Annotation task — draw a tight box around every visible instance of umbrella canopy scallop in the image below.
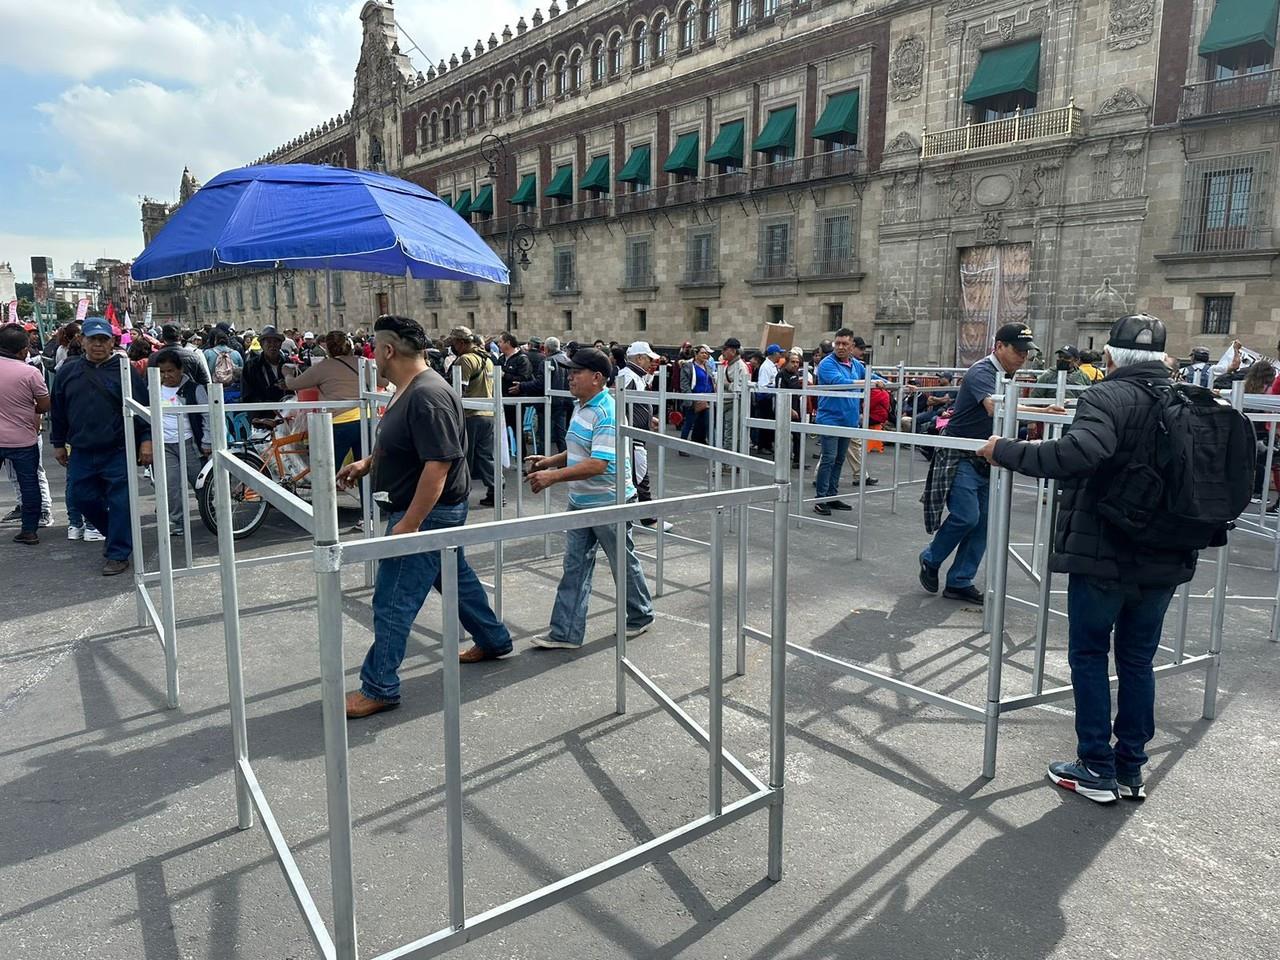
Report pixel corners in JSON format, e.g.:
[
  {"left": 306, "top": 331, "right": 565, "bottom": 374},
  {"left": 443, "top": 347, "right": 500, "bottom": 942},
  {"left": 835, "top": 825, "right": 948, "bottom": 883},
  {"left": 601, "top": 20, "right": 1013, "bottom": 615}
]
[{"left": 131, "top": 164, "right": 509, "bottom": 285}]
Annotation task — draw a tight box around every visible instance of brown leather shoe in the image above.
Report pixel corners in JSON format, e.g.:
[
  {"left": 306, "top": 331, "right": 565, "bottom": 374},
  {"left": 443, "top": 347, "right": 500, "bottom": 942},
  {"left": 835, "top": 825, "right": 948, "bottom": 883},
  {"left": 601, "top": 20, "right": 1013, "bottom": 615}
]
[
  {"left": 345, "top": 690, "right": 398, "bottom": 719},
  {"left": 459, "top": 644, "right": 513, "bottom": 663}
]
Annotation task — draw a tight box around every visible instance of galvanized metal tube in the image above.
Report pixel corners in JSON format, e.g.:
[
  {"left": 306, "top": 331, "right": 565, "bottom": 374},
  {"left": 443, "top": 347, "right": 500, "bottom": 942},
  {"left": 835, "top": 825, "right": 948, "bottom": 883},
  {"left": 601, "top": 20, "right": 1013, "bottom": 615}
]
[
  {"left": 308, "top": 412, "right": 358, "bottom": 960},
  {"left": 1174, "top": 580, "right": 1191, "bottom": 662},
  {"left": 795, "top": 363, "right": 809, "bottom": 529},
  {"left": 855, "top": 367, "right": 871, "bottom": 561},
  {"left": 513, "top": 399, "right": 525, "bottom": 518},
  {"left": 615, "top": 382, "right": 628, "bottom": 716},
  {"left": 709, "top": 506, "right": 725, "bottom": 816},
  {"left": 891, "top": 361, "right": 905, "bottom": 514},
  {"left": 767, "top": 397, "right": 789, "bottom": 882},
  {"left": 735, "top": 377, "right": 748, "bottom": 676},
  {"left": 360, "top": 358, "right": 378, "bottom": 588},
  {"left": 440, "top": 547, "right": 467, "bottom": 931},
  {"left": 711, "top": 364, "right": 725, "bottom": 491},
  {"left": 1030, "top": 490, "right": 1055, "bottom": 697},
  {"left": 177, "top": 424, "right": 193, "bottom": 570},
  {"left": 492, "top": 379, "right": 504, "bottom": 619},
  {"left": 542, "top": 374, "right": 552, "bottom": 558},
  {"left": 982, "top": 376, "right": 1019, "bottom": 779},
  {"left": 119, "top": 360, "right": 149, "bottom": 628},
  {"left": 211, "top": 385, "right": 252, "bottom": 830},
  {"left": 655, "top": 364, "right": 667, "bottom": 596},
  {"left": 148, "top": 366, "right": 180, "bottom": 710}
]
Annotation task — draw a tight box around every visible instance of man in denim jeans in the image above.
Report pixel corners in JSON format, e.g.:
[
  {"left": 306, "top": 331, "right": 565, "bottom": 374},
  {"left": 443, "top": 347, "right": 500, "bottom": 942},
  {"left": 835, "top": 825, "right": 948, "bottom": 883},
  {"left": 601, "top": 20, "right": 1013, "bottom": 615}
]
[
  {"left": 525, "top": 348, "right": 654, "bottom": 649},
  {"left": 980, "top": 314, "right": 1199, "bottom": 804},
  {"left": 338, "top": 316, "right": 511, "bottom": 720}
]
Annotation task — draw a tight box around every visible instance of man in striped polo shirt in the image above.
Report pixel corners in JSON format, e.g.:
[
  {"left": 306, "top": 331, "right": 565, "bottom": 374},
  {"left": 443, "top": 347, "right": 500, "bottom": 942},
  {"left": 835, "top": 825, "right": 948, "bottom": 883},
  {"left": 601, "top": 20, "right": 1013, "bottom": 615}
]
[{"left": 525, "top": 347, "right": 654, "bottom": 649}]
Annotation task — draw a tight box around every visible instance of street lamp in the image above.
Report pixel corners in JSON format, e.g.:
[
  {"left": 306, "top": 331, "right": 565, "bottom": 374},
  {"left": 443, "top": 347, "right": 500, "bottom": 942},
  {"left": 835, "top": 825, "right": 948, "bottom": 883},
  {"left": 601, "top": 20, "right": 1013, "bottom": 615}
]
[
  {"left": 480, "top": 132, "right": 536, "bottom": 331},
  {"left": 272, "top": 261, "right": 295, "bottom": 329}
]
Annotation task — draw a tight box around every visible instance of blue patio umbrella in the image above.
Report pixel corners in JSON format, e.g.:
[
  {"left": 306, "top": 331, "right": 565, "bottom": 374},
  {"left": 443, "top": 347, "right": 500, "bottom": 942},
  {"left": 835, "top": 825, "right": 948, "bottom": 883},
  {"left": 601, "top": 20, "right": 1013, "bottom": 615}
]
[{"left": 130, "top": 164, "right": 508, "bottom": 286}]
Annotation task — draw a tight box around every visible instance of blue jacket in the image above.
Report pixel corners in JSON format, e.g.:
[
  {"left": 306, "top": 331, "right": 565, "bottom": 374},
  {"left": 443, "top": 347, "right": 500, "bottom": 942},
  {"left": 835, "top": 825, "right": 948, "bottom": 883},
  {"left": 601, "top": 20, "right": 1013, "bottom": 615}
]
[
  {"left": 815, "top": 353, "right": 865, "bottom": 427},
  {"left": 51, "top": 355, "right": 151, "bottom": 452}
]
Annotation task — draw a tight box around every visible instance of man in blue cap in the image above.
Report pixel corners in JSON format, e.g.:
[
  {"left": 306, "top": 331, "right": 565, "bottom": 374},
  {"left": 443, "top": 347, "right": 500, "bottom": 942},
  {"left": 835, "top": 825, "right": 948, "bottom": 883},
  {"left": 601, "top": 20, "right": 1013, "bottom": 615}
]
[{"left": 50, "top": 316, "right": 152, "bottom": 576}]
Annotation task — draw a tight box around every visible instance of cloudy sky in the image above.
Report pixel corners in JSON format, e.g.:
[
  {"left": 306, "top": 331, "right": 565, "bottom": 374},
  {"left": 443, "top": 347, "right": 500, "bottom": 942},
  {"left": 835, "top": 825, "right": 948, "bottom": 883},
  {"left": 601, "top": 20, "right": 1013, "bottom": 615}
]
[{"left": 0, "top": 0, "right": 523, "bottom": 281}]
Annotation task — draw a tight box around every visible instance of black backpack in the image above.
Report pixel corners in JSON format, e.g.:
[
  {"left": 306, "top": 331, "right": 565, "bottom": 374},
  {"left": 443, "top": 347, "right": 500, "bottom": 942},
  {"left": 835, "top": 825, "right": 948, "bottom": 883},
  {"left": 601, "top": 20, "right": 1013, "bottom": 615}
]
[{"left": 1098, "top": 382, "right": 1256, "bottom": 551}]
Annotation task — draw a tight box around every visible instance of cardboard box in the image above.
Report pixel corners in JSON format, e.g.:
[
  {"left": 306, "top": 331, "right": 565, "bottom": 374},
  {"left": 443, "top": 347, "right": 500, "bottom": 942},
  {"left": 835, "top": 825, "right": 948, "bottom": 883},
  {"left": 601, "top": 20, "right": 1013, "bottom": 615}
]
[{"left": 760, "top": 322, "right": 795, "bottom": 353}]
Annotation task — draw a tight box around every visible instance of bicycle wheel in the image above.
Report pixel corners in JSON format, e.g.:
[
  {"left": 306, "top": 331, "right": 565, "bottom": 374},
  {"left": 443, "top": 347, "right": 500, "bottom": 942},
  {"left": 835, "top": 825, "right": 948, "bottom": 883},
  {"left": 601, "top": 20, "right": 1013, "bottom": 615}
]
[{"left": 198, "top": 450, "right": 271, "bottom": 539}]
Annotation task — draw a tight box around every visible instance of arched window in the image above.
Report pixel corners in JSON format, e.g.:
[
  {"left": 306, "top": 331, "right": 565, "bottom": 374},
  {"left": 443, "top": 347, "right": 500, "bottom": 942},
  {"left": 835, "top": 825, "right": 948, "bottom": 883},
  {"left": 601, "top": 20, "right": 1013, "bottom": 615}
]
[
  {"left": 591, "top": 41, "right": 604, "bottom": 82},
  {"left": 418, "top": 115, "right": 430, "bottom": 149},
  {"left": 570, "top": 50, "right": 583, "bottom": 91},
  {"left": 632, "top": 22, "right": 648, "bottom": 68},
  {"left": 506, "top": 80, "right": 516, "bottom": 115},
  {"left": 652, "top": 14, "right": 668, "bottom": 60},
  {"left": 478, "top": 90, "right": 487, "bottom": 125},
  {"left": 466, "top": 96, "right": 476, "bottom": 131},
  {"left": 554, "top": 56, "right": 567, "bottom": 96},
  {"left": 430, "top": 111, "right": 439, "bottom": 144},
  {"left": 522, "top": 71, "right": 533, "bottom": 109},
  {"left": 679, "top": 3, "right": 695, "bottom": 50},
  {"left": 535, "top": 65, "right": 547, "bottom": 104},
  {"left": 442, "top": 106, "right": 452, "bottom": 139},
  {"left": 608, "top": 32, "right": 622, "bottom": 76},
  {"left": 733, "top": 0, "right": 748, "bottom": 29},
  {"left": 702, "top": 0, "right": 719, "bottom": 40},
  {"left": 762, "top": 0, "right": 778, "bottom": 15},
  {"left": 492, "top": 84, "right": 503, "bottom": 120}
]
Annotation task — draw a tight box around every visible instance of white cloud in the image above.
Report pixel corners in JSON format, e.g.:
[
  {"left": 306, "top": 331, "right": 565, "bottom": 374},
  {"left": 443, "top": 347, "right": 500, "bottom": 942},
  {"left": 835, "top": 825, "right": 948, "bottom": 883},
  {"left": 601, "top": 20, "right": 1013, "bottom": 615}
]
[{"left": 28, "top": 164, "right": 81, "bottom": 188}]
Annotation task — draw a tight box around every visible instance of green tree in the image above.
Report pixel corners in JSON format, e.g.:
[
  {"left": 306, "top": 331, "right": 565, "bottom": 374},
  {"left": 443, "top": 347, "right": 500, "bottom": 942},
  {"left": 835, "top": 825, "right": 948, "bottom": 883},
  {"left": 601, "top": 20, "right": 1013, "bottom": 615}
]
[
  {"left": 14, "top": 282, "right": 33, "bottom": 300},
  {"left": 17, "top": 298, "right": 33, "bottom": 320},
  {"left": 56, "top": 301, "right": 75, "bottom": 322}
]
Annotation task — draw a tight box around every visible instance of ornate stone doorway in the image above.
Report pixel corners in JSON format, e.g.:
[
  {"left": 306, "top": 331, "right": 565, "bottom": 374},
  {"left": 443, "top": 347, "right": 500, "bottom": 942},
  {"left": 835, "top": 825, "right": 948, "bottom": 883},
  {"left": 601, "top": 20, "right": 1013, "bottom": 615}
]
[{"left": 957, "top": 243, "right": 1031, "bottom": 366}]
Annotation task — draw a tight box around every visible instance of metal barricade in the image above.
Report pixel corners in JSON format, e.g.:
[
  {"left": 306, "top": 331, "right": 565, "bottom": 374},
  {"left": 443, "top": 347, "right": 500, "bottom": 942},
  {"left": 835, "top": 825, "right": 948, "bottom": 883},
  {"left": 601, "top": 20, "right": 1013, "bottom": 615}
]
[{"left": 207, "top": 382, "right": 793, "bottom": 960}]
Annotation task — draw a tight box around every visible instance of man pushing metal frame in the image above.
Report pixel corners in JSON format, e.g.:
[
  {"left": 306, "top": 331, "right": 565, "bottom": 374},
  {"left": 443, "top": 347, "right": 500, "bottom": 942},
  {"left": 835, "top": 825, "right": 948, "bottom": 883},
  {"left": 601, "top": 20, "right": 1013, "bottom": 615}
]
[{"left": 206, "top": 382, "right": 792, "bottom": 960}]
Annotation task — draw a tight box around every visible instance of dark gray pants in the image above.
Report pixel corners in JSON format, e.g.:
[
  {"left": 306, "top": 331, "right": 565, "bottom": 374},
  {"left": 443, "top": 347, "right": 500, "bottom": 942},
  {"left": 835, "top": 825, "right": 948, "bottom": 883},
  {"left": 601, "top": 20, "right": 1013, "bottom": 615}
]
[{"left": 465, "top": 415, "right": 495, "bottom": 493}]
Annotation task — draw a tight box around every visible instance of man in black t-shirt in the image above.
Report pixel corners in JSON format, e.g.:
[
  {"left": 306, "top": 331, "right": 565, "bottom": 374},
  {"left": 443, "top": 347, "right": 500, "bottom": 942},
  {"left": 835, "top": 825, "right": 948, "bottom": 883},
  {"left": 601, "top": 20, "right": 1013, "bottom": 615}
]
[{"left": 337, "top": 315, "right": 512, "bottom": 719}]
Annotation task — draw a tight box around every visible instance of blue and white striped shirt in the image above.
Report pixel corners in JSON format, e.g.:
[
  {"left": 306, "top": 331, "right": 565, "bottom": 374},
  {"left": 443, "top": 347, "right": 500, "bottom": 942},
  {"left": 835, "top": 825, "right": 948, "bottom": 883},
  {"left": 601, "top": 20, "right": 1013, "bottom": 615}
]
[{"left": 566, "top": 389, "right": 635, "bottom": 508}]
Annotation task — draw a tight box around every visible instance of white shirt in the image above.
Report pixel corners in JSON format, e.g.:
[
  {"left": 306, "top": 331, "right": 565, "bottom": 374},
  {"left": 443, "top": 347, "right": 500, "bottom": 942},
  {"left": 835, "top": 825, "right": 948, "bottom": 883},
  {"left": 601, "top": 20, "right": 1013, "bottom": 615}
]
[
  {"left": 160, "top": 383, "right": 192, "bottom": 444},
  {"left": 757, "top": 358, "right": 780, "bottom": 393}
]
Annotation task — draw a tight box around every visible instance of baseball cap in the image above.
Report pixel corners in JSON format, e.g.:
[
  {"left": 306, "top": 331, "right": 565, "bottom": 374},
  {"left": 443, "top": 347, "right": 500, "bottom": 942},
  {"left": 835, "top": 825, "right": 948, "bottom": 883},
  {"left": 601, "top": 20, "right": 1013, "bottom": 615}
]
[
  {"left": 852, "top": 336, "right": 868, "bottom": 349},
  {"left": 765, "top": 343, "right": 784, "bottom": 356},
  {"left": 448, "top": 325, "right": 474, "bottom": 341},
  {"left": 82, "top": 317, "right": 113, "bottom": 339},
  {"left": 258, "top": 325, "right": 284, "bottom": 341},
  {"left": 1191, "top": 347, "right": 1211, "bottom": 362},
  {"left": 722, "top": 337, "right": 741, "bottom": 351},
  {"left": 1055, "top": 344, "right": 1080, "bottom": 359},
  {"left": 528, "top": 336, "right": 543, "bottom": 349},
  {"left": 627, "top": 340, "right": 660, "bottom": 359},
  {"left": 303, "top": 331, "right": 315, "bottom": 340},
  {"left": 566, "top": 347, "right": 612, "bottom": 378},
  {"left": 994, "top": 323, "right": 1038, "bottom": 351},
  {"left": 1108, "top": 314, "right": 1167, "bottom": 352},
  {"left": 160, "top": 323, "right": 181, "bottom": 340}
]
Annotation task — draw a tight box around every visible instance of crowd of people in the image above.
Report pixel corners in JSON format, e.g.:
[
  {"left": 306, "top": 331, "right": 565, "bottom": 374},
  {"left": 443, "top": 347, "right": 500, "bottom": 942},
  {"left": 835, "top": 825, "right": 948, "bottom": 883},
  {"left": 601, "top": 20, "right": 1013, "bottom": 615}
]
[{"left": 0, "top": 308, "right": 1269, "bottom": 804}]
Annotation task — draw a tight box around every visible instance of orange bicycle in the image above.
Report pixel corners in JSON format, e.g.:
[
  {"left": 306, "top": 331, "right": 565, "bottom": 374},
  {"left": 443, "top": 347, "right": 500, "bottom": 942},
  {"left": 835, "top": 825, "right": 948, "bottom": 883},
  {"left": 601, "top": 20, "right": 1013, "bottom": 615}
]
[{"left": 196, "top": 418, "right": 312, "bottom": 538}]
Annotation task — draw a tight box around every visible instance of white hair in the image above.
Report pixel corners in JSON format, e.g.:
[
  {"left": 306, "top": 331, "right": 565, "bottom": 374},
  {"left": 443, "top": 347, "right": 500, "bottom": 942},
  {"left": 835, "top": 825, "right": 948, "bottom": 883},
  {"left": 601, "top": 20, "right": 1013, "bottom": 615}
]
[
  {"left": 1104, "top": 344, "right": 1165, "bottom": 369},
  {"left": 544, "top": 336, "right": 560, "bottom": 352}
]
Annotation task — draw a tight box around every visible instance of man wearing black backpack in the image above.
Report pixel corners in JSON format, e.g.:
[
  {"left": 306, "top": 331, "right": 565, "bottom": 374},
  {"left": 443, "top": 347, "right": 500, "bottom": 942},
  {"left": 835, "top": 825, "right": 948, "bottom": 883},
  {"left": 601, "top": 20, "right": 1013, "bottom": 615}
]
[{"left": 978, "top": 314, "right": 1254, "bottom": 805}]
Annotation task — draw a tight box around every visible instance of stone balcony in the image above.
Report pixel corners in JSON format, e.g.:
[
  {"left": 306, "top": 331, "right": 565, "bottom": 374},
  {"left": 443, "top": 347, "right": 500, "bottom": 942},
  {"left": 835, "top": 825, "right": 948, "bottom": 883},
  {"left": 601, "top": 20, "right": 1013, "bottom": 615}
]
[{"left": 921, "top": 102, "right": 1085, "bottom": 160}]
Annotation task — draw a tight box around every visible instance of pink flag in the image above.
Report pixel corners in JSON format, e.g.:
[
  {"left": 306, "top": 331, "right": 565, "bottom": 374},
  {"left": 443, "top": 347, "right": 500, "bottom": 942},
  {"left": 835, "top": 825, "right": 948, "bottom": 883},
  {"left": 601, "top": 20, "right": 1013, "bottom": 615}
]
[{"left": 75, "top": 298, "right": 89, "bottom": 322}]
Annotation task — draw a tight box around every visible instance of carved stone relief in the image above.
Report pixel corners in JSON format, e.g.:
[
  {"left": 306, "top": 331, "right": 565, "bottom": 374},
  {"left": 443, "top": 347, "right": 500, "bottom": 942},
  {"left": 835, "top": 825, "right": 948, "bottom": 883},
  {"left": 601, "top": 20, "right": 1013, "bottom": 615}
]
[
  {"left": 1083, "top": 277, "right": 1128, "bottom": 325},
  {"left": 883, "top": 171, "right": 921, "bottom": 225},
  {"left": 884, "top": 131, "right": 920, "bottom": 157},
  {"left": 1095, "top": 86, "right": 1148, "bottom": 117},
  {"left": 889, "top": 34, "right": 925, "bottom": 102},
  {"left": 979, "top": 211, "right": 1003, "bottom": 243},
  {"left": 998, "top": 16, "right": 1016, "bottom": 41},
  {"left": 1089, "top": 138, "right": 1146, "bottom": 201},
  {"left": 944, "top": 20, "right": 967, "bottom": 44},
  {"left": 935, "top": 174, "right": 972, "bottom": 216},
  {"left": 1107, "top": 0, "right": 1155, "bottom": 51}
]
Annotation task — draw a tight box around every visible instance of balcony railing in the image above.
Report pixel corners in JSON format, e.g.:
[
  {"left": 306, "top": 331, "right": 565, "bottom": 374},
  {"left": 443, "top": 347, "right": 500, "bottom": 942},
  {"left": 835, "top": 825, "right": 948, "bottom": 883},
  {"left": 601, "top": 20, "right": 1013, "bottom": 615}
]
[
  {"left": 753, "top": 260, "right": 796, "bottom": 281},
  {"left": 1176, "top": 225, "right": 1274, "bottom": 255},
  {"left": 808, "top": 254, "right": 859, "bottom": 277},
  {"left": 1182, "top": 69, "right": 1280, "bottom": 120},
  {"left": 921, "top": 102, "right": 1084, "bottom": 159},
  {"left": 621, "top": 269, "right": 657, "bottom": 289},
  {"left": 682, "top": 265, "right": 721, "bottom": 285}
]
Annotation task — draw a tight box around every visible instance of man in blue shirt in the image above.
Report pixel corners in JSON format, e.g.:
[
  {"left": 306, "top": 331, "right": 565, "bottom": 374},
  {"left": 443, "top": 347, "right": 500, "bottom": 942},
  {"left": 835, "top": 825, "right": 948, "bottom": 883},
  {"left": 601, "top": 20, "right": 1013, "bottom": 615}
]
[
  {"left": 813, "top": 328, "right": 876, "bottom": 515},
  {"left": 919, "top": 323, "right": 1034, "bottom": 602}
]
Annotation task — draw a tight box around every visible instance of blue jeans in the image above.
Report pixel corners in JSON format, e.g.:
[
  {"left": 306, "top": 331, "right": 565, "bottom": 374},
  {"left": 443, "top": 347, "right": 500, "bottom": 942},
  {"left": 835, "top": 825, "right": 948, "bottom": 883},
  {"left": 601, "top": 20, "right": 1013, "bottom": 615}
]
[
  {"left": 67, "top": 447, "right": 133, "bottom": 560},
  {"left": 815, "top": 434, "right": 850, "bottom": 499},
  {"left": 0, "top": 444, "right": 40, "bottom": 532},
  {"left": 360, "top": 502, "right": 512, "bottom": 703},
  {"left": 1067, "top": 576, "right": 1176, "bottom": 779},
  {"left": 920, "top": 458, "right": 989, "bottom": 589},
  {"left": 548, "top": 504, "right": 654, "bottom": 647}
]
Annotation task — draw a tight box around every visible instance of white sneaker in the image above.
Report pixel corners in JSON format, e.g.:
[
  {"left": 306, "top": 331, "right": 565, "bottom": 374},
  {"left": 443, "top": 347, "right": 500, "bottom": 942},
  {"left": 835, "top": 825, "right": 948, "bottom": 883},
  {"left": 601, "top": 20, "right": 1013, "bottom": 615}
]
[
  {"left": 39, "top": 511, "right": 54, "bottom": 527},
  {"left": 84, "top": 526, "right": 106, "bottom": 542},
  {"left": 530, "top": 635, "right": 582, "bottom": 650},
  {"left": 67, "top": 525, "right": 84, "bottom": 541}
]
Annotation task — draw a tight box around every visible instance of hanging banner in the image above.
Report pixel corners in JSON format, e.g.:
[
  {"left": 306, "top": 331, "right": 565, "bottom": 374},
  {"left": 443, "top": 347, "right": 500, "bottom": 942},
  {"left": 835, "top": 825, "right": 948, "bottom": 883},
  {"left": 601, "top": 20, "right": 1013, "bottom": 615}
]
[
  {"left": 143, "top": 302, "right": 153, "bottom": 330},
  {"left": 75, "top": 298, "right": 89, "bottom": 322}
]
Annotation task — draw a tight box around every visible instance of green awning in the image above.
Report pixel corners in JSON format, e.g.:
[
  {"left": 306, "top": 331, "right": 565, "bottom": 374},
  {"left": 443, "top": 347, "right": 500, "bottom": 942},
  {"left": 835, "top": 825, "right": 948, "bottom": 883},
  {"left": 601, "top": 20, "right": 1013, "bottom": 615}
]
[
  {"left": 545, "top": 164, "right": 574, "bottom": 200},
  {"left": 705, "top": 120, "right": 745, "bottom": 167},
  {"left": 617, "top": 145, "right": 651, "bottom": 185},
  {"left": 453, "top": 189, "right": 472, "bottom": 215},
  {"left": 1200, "top": 0, "right": 1280, "bottom": 56},
  {"left": 663, "top": 131, "right": 700, "bottom": 175},
  {"left": 581, "top": 155, "right": 611, "bottom": 193},
  {"left": 752, "top": 106, "right": 797, "bottom": 155},
  {"left": 470, "top": 184, "right": 494, "bottom": 215},
  {"left": 440, "top": 193, "right": 452, "bottom": 207},
  {"left": 963, "top": 39, "right": 1041, "bottom": 104},
  {"left": 509, "top": 173, "right": 537, "bottom": 207},
  {"left": 812, "top": 90, "right": 860, "bottom": 145}
]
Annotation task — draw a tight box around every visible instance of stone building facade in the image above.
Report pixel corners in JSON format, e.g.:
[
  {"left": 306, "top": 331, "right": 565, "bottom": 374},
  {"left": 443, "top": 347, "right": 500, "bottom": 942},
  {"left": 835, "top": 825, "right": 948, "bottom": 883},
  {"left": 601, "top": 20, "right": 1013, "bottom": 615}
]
[{"left": 148, "top": 0, "right": 1280, "bottom": 362}]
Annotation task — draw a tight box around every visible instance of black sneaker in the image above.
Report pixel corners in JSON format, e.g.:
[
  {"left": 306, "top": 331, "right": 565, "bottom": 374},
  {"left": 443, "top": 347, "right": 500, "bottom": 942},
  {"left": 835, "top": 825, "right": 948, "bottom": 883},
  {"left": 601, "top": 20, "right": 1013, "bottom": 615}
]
[
  {"left": 0, "top": 507, "right": 20, "bottom": 524},
  {"left": 829, "top": 499, "right": 852, "bottom": 511},
  {"left": 942, "top": 584, "right": 984, "bottom": 604},
  {"left": 1115, "top": 772, "right": 1146, "bottom": 802},
  {"left": 918, "top": 558, "right": 939, "bottom": 594},
  {"left": 862, "top": 476, "right": 879, "bottom": 487},
  {"left": 1047, "top": 759, "right": 1119, "bottom": 804},
  {"left": 813, "top": 502, "right": 831, "bottom": 516}
]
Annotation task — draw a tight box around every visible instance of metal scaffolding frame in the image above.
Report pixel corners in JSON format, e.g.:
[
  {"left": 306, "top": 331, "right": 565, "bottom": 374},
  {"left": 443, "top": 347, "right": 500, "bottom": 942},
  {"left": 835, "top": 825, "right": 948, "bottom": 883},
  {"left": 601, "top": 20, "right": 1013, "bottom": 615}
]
[{"left": 205, "top": 382, "right": 793, "bottom": 960}]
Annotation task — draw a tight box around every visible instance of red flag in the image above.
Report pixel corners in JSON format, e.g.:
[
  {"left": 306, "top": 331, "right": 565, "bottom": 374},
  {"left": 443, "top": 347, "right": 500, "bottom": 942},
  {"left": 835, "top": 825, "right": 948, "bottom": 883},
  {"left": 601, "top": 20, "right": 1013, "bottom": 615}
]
[{"left": 105, "top": 302, "right": 120, "bottom": 335}]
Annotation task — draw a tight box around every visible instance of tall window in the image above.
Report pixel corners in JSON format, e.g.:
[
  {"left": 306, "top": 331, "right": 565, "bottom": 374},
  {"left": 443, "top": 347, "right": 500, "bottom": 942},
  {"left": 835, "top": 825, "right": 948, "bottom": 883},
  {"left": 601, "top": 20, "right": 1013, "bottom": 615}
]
[
  {"left": 466, "top": 97, "right": 476, "bottom": 131},
  {"left": 1180, "top": 153, "right": 1269, "bottom": 254},
  {"left": 632, "top": 22, "right": 648, "bottom": 68},
  {"left": 250, "top": 283, "right": 260, "bottom": 309},
  {"left": 330, "top": 272, "right": 344, "bottom": 304},
  {"left": 625, "top": 236, "right": 653, "bottom": 287},
  {"left": 522, "top": 72, "right": 533, "bottom": 109},
  {"left": 570, "top": 51, "right": 582, "bottom": 91},
  {"left": 442, "top": 107, "right": 452, "bottom": 140},
  {"left": 758, "top": 220, "right": 792, "bottom": 279},
  {"left": 506, "top": 80, "right": 516, "bottom": 115},
  {"left": 686, "top": 227, "right": 716, "bottom": 282},
  {"left": 236, "top": 285, "right": 244, "bottom": 310},
  {"left": 609, "top": 33, "right": 623, "bottom": 76},
  {"left": 815, "top": 210, "right": 853, "bottom": 274},
  {"left": 554, "top": 247, "right": 577, "bottom": 292},
  {"left": 429, "top": 112, "right": 439, "bottom": 145},
  {"left": 535, "top": 65, "right": 547, "bottom": 104},
  {"left": 1201, "top": 167, "right": 1254, "bottom": 250},
  {"left": 592, "top": 41, "right": 605, "bottom": 82},
  {"left": 555, "top": 57, "right": 567, "bottom": 96},
  {"left": 306, "top": 278, "right": 319, "bottom": 306},
  {"left": 652, "top": 14, "right": 668, "bottom": 59},
  {"left": 492, "top": 86, "right": 503, "bottom": 121},
  {"left": 284, "top": 280, "right": 296, "bottom": 308},
  {"left": 478, "top": 90, "right": 487, "bottom": 125},
  {"left": 702, "top": 0, "right": 719, "bottom": 40},
  {"left": 762, "top": 0, "right": 778, "bottom": 16},
  {"left": 733, "top": 0, "right": 748, "bottom": 30},
  {"left": 1202, "top": 295, "right": 1234, "bottom": 335},
  {"left": 679, "top": 3, "right": 695, "bottom": 50}
]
